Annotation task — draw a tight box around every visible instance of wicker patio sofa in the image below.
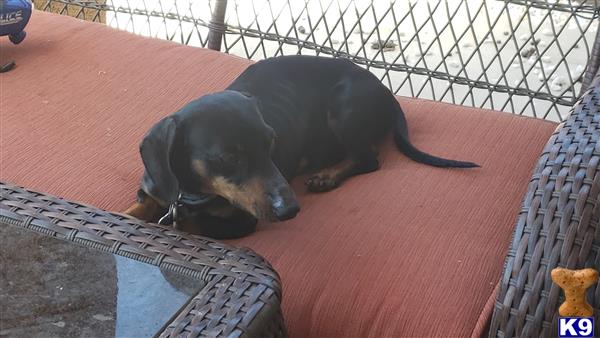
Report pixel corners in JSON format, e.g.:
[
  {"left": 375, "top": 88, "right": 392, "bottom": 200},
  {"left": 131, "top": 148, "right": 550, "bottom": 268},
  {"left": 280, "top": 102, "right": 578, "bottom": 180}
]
[{"left": 1, "top": 11, "right": 598, "bottom": 337}]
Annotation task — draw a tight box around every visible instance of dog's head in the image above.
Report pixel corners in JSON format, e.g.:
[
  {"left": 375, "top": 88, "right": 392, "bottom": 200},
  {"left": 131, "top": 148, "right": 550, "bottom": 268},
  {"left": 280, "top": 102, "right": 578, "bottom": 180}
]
[{"left": 139, "top": 90, "right": 299, "bottom": 222}]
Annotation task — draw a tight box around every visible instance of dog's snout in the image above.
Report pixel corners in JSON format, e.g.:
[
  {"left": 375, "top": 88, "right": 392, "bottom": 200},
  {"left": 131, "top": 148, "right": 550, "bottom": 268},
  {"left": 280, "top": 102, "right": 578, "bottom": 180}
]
[
  {"left": 263, "top": 163, "right": 299, "bottom": 221},
  {"left": 270, "top": 193, "right": 300, "bottom": 221}
]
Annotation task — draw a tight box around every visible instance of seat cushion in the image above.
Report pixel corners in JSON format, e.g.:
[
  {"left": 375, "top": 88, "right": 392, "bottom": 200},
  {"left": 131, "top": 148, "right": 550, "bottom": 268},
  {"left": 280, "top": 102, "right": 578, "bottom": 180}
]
[{"left": 1, "top": 11, "right": 558, "bottom": 337}]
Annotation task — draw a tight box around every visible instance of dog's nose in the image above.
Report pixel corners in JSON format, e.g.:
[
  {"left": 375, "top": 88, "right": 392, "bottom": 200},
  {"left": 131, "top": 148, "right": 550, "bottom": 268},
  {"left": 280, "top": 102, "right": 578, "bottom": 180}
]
[
  {"left": 273, "top": 203, "right": 300, "bottom": 221},
  {"left": 271, "top": 195, "right": 300, "bottom": 221}
]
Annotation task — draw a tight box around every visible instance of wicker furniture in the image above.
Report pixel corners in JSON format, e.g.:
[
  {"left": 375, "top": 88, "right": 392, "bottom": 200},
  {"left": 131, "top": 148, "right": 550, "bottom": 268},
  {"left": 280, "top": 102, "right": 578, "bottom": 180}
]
[
  {"left": 490, "top": 68, "right": 600, "bottom": 337},
  {"left": 0, "top": 182, "right": 285, "bottom": 338}
]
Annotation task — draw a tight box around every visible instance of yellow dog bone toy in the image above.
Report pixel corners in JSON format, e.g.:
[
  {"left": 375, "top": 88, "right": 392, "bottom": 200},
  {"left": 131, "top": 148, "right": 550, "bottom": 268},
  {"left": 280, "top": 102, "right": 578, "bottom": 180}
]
[{"left": 551, "top": 267, "right": 599, "bottom": 317}]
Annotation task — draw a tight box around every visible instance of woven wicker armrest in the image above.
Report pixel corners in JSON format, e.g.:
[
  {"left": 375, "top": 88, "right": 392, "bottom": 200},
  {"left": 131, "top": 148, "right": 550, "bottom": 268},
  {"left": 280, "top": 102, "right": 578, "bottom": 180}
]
[
  {"left": 0, "top": 182, "right": 285, "bottom": 338},
  {"left": 489, "top": 71, "right": 600, "bottom": 337}
]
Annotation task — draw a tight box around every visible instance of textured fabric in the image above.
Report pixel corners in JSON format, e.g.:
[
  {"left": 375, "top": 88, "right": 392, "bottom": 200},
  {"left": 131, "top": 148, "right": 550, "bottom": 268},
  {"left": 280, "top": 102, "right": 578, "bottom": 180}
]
[{"left": 1, "top": 12, "right": 558, "bottom": 337}]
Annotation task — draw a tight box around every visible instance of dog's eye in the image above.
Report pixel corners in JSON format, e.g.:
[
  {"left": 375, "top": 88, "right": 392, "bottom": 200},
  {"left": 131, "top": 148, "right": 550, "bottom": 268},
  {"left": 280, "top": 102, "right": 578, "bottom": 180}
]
[{"left": 208, "top": 153, "right": 241, "bottom": 172}]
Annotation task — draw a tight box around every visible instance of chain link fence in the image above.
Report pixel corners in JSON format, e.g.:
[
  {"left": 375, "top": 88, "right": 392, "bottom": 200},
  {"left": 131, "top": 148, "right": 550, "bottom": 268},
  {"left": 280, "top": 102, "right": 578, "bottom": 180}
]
[{"left": 36, "top": 0, "right": 600, "bottom": 121}]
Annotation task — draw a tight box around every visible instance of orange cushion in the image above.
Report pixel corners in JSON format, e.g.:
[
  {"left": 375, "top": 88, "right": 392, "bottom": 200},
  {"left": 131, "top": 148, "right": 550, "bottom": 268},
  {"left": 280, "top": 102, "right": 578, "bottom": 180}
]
[{"left": 1, "top": 11, "right": 557, "bottom": 337}]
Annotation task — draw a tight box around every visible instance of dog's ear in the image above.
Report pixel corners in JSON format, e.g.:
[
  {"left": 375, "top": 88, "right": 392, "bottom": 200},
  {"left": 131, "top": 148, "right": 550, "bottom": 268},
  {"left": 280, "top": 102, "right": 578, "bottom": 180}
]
[
  {"left": 238, "top": 91, "right": 253, "bottom": 98},
  {"left": 139, "top": 117, "right": 179, "bottom": 207},
  {"left": 232, "top": 90, "right": 263, "bottom": 111},
  {"left": 255, "top": 96, "right": 264, "bottom": 112},
  {"left": 239, "top": 91, "right": 264, "bottom": 112}
]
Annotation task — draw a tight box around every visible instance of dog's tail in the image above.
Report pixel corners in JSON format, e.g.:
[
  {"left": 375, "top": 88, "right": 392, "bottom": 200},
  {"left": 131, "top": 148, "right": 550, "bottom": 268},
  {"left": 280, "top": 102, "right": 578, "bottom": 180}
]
[{"left": 391, "top": 99, "right": 479, "bottom": 168}]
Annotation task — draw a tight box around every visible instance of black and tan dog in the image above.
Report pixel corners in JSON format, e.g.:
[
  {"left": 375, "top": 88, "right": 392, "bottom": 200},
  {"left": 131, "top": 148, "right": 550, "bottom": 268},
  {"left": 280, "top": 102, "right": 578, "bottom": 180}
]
[{"left": 125, "top": 55, "right": 478, "bottom": 238}]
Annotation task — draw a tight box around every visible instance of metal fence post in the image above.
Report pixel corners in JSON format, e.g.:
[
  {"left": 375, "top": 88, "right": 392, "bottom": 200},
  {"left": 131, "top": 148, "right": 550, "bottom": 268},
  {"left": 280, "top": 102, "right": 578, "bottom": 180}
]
[{"left": 207, "top": 0, "right": 228, "bottom": 51}]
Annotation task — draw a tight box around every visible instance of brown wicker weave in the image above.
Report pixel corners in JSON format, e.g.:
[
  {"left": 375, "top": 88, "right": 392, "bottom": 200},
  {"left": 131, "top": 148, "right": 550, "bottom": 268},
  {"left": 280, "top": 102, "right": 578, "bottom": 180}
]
[
  {"left": 0, "top": 182, "right": 286, "bottom": 338},
  {"left": 489, "top": 69, "right": 600, "bottom": 337}
]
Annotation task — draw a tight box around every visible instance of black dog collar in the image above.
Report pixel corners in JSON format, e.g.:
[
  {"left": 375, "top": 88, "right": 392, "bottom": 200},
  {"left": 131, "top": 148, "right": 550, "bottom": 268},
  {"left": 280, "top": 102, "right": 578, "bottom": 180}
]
[{"left": 158, "top": 192, "right": 216, "bottom": 226}]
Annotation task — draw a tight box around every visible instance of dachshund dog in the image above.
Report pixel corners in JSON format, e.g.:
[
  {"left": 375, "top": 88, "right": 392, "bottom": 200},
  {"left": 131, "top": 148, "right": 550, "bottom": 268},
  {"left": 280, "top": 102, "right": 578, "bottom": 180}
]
[{"left": 125, "top": 55, "right": 478, "bottom": 238}]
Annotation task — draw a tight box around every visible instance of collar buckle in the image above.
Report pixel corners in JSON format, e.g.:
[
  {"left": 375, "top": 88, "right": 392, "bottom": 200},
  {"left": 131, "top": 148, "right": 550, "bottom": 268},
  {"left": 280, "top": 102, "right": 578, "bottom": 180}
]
[{"left": 158, "top": 193, "right": 183, "bottom": 226}]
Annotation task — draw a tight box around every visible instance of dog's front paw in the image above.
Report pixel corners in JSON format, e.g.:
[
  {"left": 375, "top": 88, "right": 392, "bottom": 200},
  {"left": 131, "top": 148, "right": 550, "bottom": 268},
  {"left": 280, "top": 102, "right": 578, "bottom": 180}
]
[{"left": 305, "top": 174, "right": 339, "bottom": 192}]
